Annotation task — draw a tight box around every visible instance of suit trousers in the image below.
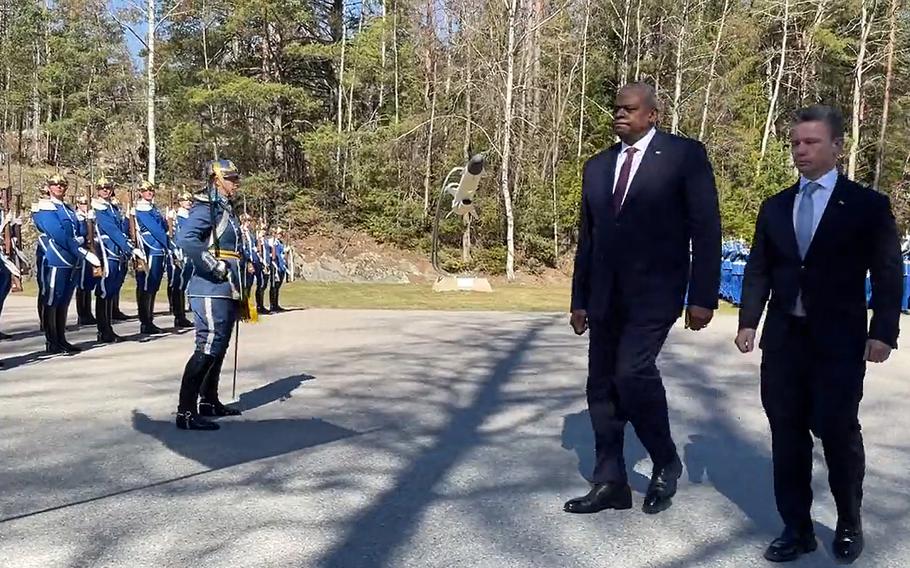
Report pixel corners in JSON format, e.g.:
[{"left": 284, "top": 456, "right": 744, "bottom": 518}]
[
  {"left": 760, "top": 314, "right": 865, "bottom": 529},
  {"left": 587, "top": 301, "right": 678, "bottom": 484}
]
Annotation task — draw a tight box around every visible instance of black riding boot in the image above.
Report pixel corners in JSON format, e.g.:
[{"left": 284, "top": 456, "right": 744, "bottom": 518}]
[
  {"left": 44, "top": 305, "right": 62, "bottom": 354},
  {"left": 38, "top": 296, "right": 46, "bottom": 332},
  {"left": 173, "top": 290, "right": 193, "bottom": 328},
  {"left": 112, "top": 293, "right": 129, "bottom": 320},
  {"left": 256, "top": 288, "right": 269, "bottom": 314},
  {"left": 199, "top": 353, "right": 242, "bottom": 417},
  {"left": 97, "top": 296, "right": 122, "bottom": 343},
  {"left": 56, "top": 303, "right": 81, "bottom": 354},
  {"left": 176, "top": 351, "right": 220, "bottom": 430},
  {"left": 77, "top": 289, "right": 96, "bottom": 325},
  {"left": 143, "top": 291, "right": 163, "bottom": 333}
]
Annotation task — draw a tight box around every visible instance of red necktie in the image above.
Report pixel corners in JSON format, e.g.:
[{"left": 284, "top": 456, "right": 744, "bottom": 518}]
[{"left": 612, "top": 147, "right": 638, "bottom": 214}]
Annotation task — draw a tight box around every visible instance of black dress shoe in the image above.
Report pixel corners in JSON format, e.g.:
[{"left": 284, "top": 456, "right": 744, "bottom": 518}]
[
  {"left": 642, "top": 456, "right": 683, "bottom": 514},
  {"left": 764, "top": 526, "right": 817, "bottom": 563},
  {"left": 563, "top": 482, "right": 633, "bottom": 514},
  {"left": 176, "top": 411, "right": 220, "bottom": 431},
  {"left": 97, "top": 332, "right": 123, "bottom": 344},
  {"left": 141, "top": 323, "right": 164, "bottom": 334},
  {"left": 199, "top": 400, "right": 242, "bottom": 417},
  {"left": 112, "top": 311, "right": 131, "bottom": 321},
  {"left": 832, "top": 523, "right": 863, "bottom": 564},
  {"left": 174, "top": 317, "right": 193, "bottom": 329}
]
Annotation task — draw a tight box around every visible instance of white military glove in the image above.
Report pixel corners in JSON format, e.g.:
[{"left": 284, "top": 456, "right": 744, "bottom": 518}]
[
  {"left": 132, "top": 248, "right": 146, "bottom": 262},
  {"left": 212, "top": 260, "right": 229, "bottom": 282},
  {"left": 80, "top": 249, "right": 102, "bottom": 267},
  {"left": 75, "top": 236, "right": 85, "bottom": 245}
]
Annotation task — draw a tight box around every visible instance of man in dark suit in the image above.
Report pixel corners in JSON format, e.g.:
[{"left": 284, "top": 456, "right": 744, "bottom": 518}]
[
  {"left": 736, "top": 105, "right": 903, "bottom": 564},
  {"left": 565, "top": 83, "right": 721, "bottom": 515}
]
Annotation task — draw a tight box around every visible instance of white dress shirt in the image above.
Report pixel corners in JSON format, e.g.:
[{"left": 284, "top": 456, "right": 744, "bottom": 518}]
[
  {"left": 791, "top": 167, "right": 839, "bottom": 316},
  {"left": 612, "top": 127, "right": 657, "bottom": 206}
]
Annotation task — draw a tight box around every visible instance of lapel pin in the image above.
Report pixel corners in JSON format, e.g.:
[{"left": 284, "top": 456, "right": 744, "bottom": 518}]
[
  {"left": 654, "top": 150, "right": 661, "bottom": 155},
  {"left": 838, "top": 200, "right": 845, "bottom": 205}
]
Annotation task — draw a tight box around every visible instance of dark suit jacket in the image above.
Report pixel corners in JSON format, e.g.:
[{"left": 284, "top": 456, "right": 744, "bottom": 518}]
[
  {"left": 571, "top": 130, "right": 722, "bottom": 321},
  {"left": 739, "top": 176, "right": 903, "bottom": 355}
]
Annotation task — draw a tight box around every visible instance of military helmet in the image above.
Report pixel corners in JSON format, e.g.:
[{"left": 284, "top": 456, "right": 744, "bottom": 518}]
[
  {"left": 96, "top": 177, "right": 114, "bottom": 189},
  {"left": 76, "top": 195, "right": 89, "bottom": 205},
  {"left": 178, "top": 191, "right": 193, "bottom": 202},
  {"left": 47, "top": 174, "right": 68, "bottom": 186},
  {"left": 139, "top": 180, "right": 155, "bottom": 192},
  {"left": 204, "top": 159, "right": 239, "bottom": 180}
]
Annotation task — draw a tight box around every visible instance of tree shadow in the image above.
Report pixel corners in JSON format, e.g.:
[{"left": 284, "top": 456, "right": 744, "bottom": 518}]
[
  {"left": 560, "top": 409, "right": 650, "bottom": 493},
  {"left": 315, "top": 315, "right": 558, "bottom": 568}
]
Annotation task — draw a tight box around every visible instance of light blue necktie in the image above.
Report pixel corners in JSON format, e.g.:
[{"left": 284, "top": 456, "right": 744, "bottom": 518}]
[{"left": 796, "top": 182, "right": 821, "bottom": 259}]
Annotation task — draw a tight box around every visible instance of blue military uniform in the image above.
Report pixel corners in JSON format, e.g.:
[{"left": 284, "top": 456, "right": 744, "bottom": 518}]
[
  {"left": 240, "top": 218, "right": 267, "bottom": 313},
  {"left": 31, "top": 200, "right": 47, "bottom": 331},
  {"left": 134, "top": 183, "right": 170, "bottom": 333},
  {"left": 110, "top": 197, "right": 131, "bottom": 320},
  {"left": 32, "top": 175, "right": 101, "bottom": 353},
  {"left": 92, "top": 178, "right": 144, "bottom": 342},
  {"left": 266, "top": 230, "right": 287, "bottom": 312},
  {"left": 166, "top": 195, "right": 195, "bottom": 328},
  {"left": 74, "top": 198, "right": 98, "bottom": 326},
  {"left": 0, "top": 206, "right": 21, "bottom": 340},
  {"left": 174, "top": 159, "right": 246, "bottom": 430}
]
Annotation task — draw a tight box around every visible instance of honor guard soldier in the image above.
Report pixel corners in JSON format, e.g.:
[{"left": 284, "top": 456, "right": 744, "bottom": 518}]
[
  {"left": 74, "top": 196, "right": 97, "bottom": 326},
  {"left": 133, "top": 181, "right": 170, "bottom": 334},
  {"left": 0, "top": 191, "right": 22, "bottom": 340},
  {"left": 240, "top": 214, "right": 266, "bottom": 313},
  {"left": 33, "top": 174, "right": 102, "bottom": 353},
  {"left": 266, "top": 226, "right": 287, "bottom": 312},
  {"left": 109, "top": 196, "right": 131, "bottom": 321},
  {"left": 166, "top": 191, "right": 194, "bottom": 328},
  {"left": 92, "top": 178, "right": 146, "bottom": 342},
  {"left": 174, "top": 159, "right": 247, "bottom": 430},
  {"left": 31, "top": 187, "right": 48, "bottom": 331}
]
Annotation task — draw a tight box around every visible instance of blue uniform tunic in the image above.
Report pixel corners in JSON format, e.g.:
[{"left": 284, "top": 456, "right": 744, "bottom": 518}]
[
  {"left": 175, "top": 193, "right": 246, "bottom": 356},
  {"left": 33, "top": 198, "right": 84, "bottom": 307},
  {"left": 167, "top": 208, "right": 195, "bottom": 293},
  {"left": 92, "top": 198, "right": 133, "bottom": 299},
  {"left": 134, "top": 199, "right": 169, "bottom": 294}
]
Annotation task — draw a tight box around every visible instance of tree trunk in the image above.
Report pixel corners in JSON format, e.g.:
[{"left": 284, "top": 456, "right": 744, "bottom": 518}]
[
  {"left": 873, "top": 0, "right": 898, "bottom": 189},
  {"left": 758, "top": 0, "right": 789, "bottom": 170},
  {"left": 634, "top": 0, "right": 643, "bottom": 81},
  {"left": 576, "top": 0, "right": 590, "bottom": 159},
  {"left": 335, "top": 9, "right": 347, "bottom": 195},
  {"left": 379, "top": 0, "right": 387, "bottom": 113},
  {"left": 146, "top": 0, "right": 156, "bottom": 182},
  {"left": 670, "top": 0, "right": 690, "bottom": 135},
  {"left": 502, "top": 0, "right": 520, "bottom": 280},
  {"left": 393, "top": 0, "right": 400, "bottom": 124},
  {"left": 848, "top": 0, "right": 872, "bottom": 180},
  {"left": 698, "top": 0, "right": 730, "bottom": 141},
  {"left": 423, "top": 60, "right": 438, "bottom": 215}
]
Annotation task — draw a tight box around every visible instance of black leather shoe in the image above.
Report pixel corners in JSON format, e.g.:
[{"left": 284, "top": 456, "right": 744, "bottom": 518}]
[
  {"left": 174, "top": 317, "right": 193, "bottom": 329},
  {"left": 642, "top": 456, "right": 683, "bottom": 514},
  {"left": 832, "top": 523, "right": 863, "bottom": 564},
  {"left": 112, "top": 310, "right": 130, "bottom": 321},
  {"left": 176, "top": 411, "right": 220, "bottom": 431},
  {"left": 764, "top": 526, "right": 817, "bottom": 562},
  {"left": 199, "top": 400, "right": 243, "bottom": 417},
  {"left": 563, "top": 482, "right": 633, "bottom": 514}
]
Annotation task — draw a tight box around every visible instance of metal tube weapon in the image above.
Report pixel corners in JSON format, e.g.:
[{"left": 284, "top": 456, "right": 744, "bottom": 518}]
[
  {"left": 84, "top": 179, "right": 102, "bottom": 277},
  {"left": 129, "top": 184, "right": 148, "bottom": 273}
]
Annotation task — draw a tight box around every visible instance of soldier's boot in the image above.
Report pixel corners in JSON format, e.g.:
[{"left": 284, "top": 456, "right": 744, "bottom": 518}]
[
  {"left": 96, "top": 296, "right": 121, "bottom": 344},
  {"left": 77, "top": 289, "right": 96, "bottom": 326},
  {"left": 44, "top": 305, "right": 63, "bottom": 354},
  {"left": 199, "top": 353, "right": 242, "bottom": 417},
  {"left": 143, "top": 291, "right": 163, "bottom": 334},
  {"left": 111, "top": 293, "right": 130, "bottom": 320},
  {"left": 173, "top": 291, "right": 193, "bottom": 328},
  {"left": 38, "top": 297, "right": 46, "bottom": 332},
  {"left": 176, "top": 351, "right": 220, "bottom": 431},
  {"left": 56, "top": 303, "right": 82, "bottom": 354},
  {"left": 166, "top": 287, "right": 174, "bottom": 315},
  {"left": 256, "top": 288, "right": 269, "bottom": 314}
]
